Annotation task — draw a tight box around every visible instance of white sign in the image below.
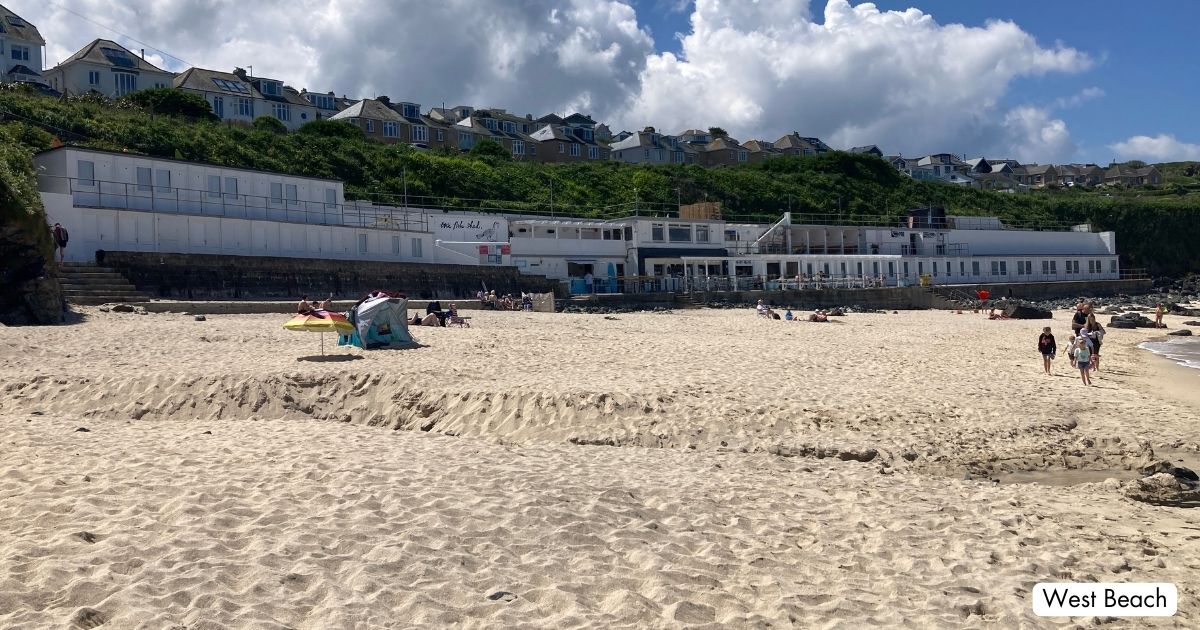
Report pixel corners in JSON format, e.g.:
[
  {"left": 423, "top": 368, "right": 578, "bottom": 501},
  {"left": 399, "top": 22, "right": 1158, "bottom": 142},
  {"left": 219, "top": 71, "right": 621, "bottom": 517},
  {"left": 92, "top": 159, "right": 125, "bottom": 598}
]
[
  {"left": 432, "top": 214, "right": 507, "bottom": 243},
  {"left": 1032, "top": 583, "right": 1177, "bottom": 617}
]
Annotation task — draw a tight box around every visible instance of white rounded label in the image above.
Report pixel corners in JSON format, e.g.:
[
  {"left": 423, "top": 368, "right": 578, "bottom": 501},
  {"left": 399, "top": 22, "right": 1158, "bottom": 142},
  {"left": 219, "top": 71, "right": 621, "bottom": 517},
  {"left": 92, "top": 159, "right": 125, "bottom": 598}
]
[{"left": 1033, "top": 583, "right": 1177, "bottom": 617}]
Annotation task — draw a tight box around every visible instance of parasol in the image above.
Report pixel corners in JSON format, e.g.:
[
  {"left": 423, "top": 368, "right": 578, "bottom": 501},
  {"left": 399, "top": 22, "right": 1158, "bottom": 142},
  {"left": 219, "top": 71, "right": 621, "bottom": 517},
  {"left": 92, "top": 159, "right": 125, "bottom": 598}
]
[{"left": 283, "top": 311, "right": 355, "bottom": 355}]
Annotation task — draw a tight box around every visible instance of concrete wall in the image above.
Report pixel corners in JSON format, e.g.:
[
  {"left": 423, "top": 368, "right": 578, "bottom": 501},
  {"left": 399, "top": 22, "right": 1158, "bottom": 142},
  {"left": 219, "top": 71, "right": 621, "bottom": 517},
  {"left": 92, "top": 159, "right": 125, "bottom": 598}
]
[{"left": 101, "top": 251, "right": 562, "bottom": 300}]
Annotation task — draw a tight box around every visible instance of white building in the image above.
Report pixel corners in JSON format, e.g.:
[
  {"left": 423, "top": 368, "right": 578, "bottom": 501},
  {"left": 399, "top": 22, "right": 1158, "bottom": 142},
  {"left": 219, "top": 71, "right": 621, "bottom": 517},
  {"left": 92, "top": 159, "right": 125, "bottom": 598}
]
[
  {"left": 43, "top": 39, "right": 174, "bottom": 97},
  {"left": 35, "top": 147, "right": 432, "bottom": 263},
  {"left": 0, "top": 4, "right": 45, "bottom": 85}
]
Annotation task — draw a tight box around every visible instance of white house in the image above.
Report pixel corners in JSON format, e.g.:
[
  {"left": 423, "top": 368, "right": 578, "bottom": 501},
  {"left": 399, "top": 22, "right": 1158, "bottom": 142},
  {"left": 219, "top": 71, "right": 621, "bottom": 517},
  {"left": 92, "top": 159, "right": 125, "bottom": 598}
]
[
  {"left": 43, "top": 39, "right": 174, "bottom": 97},
  {"left": 0, "top": 4, "right": 45, "bottom": 85},
  {"left": 35, "top": 147, "right": 433, "bottom": 263},
  {"left": 508, "top": 218, "right": 629, "bottom": 286},
  {"left": 173, "top": 67, "right": 317, "bottom": 131}
]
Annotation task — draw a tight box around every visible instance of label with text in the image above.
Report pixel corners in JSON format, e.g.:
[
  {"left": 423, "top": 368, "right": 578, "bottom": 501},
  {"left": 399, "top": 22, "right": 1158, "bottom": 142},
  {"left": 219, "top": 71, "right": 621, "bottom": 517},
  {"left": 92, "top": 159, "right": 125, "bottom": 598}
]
[{"left": 1032, "top": 583, "right": 1177, "bottom": 617}]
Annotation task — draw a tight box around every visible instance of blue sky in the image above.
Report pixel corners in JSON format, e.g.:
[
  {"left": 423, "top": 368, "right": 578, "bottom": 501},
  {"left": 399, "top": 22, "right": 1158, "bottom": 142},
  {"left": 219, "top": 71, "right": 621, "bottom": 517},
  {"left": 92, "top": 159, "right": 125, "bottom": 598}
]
[{"left": 630, "top": 0, "right": 1197, "bottom": 163}]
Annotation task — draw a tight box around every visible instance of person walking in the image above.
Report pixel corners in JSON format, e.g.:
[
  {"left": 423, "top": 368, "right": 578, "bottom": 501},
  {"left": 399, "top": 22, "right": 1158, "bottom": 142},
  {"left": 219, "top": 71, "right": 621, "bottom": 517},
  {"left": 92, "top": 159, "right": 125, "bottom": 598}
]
[
  {"left": 1073, "top": 337, "right": 1092, "bottom": 386},
  {"left": 51, "top": 223, "right": 69, "bottom": 263},
  {"left": 1071, "top": 302, "right": 1088, "bottom": 335},
  {"left": 1085, "top": 314, "right": 1105, "bottom": 372},
  {"left": 1037, "top": 327, "right": 1057, "bottom": 375}
]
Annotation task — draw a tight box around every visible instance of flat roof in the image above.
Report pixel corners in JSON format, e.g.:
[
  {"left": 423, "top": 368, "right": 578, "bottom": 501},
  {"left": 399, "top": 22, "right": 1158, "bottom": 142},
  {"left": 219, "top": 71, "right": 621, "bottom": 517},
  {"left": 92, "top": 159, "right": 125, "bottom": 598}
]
[{"left": 34, "top": 146, "right": 344, "bottom": 185}]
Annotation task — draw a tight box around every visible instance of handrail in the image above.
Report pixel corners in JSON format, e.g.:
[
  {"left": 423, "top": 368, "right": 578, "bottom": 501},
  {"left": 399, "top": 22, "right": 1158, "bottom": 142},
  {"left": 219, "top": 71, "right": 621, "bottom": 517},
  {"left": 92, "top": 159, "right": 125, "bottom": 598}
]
[{"left": 39, "top": 175, "right": 430, "bottom": 232}]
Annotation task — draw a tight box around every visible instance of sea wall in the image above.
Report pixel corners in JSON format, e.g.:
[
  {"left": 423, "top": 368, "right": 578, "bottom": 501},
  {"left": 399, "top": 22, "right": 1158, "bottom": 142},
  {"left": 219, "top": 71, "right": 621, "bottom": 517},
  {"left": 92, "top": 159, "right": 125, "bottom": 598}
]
[{"left": 100, "top": 251, "right": 562, "bottom": 300}]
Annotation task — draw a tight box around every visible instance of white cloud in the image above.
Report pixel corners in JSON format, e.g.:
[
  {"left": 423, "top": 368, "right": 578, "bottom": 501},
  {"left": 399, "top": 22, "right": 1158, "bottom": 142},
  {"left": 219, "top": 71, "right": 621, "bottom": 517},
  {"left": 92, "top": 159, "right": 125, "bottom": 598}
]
[
  {"left": 616, "top": 0, "right": 1091, "bottom": 157},
  {"left": 22, "top": 0, "right": 1093, "bottom": 161},
  {"left": 30, "top": 0, "right": 655, "bottom": 119},
  {"left": 1110, "top": 135, "right": 1200, "bottom": 162},
  {"left": 1052, "top": 86, "right": 1104, "bottom": 110},
  {"left": 1000, "top": 106, "right": 1075, "bottom": 163}
]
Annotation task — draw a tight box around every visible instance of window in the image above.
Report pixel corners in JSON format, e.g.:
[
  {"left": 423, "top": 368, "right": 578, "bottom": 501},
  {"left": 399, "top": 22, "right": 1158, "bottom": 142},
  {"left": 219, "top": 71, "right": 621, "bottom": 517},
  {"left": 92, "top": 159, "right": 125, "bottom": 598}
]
[
  {"left": 644, "top": 149, "right": 650, "bottom": 159},
  {"left": 971, "top": 261, "right": 981, "bottom": 276},
  {"left": 237, "top": 98, "right": 253, "bottom": 117},
  {"left": 888, "top": 262, "right": 895, "bottom": 277},
  {"left": 930, "top": 262, "right": 936, "bottom": 277},
  {"left": 325, "top": 188, "right": 337, "bottom": 207},
  {"left": 366, "top": 119, "right": 375, "bottom": 133},
  {"left": 570, "top": 144, "right": 580, "bottom": 157},
  {"left": 413, "top": 125, "right": 428, "bottom": 142},
  {"left": 960, "top": 261, "right": 966, "bottom": 276},
  {"left": 696, "top": 225, "right": 710, "bottom": 243},
  {"left": 668, "top": 224, "right": 692, "bottom": 242},
  {"left": 436, "top": 129, "right": 444, "bottom": 142},
  {"left": 401, "top": 103, "right": 420, "bottom": 118},
  {"left": 136, "top": 167, "right": 151, "bottom": 192},
  {"left": 918, "top": 262, "right": 924, "bottom": 276},
  {"left": 589, "top": 146, "right": 599, "bottom": 160},
  {"left": 114, "top": 72, "right": 137, "bottom": 96},
  {"left": 738, "top": 151, "right": 748, "bottom": 162},
  {"left": 224, "top": 177, "right": 238, "bottom": 200},
  {"left": 411, "top": 238, "right": 422, "bottom": 258},
  {"left": 307, "top": 94, "right": 334, "bottom": 110},
  {"left": 358, "top": 234, "right": 368, "bottom": 254},
  {"left": 259, "top": 81, "right": 281, "bottom": 96},
  {"left": 212, "top": 96, "right": 224, "bottom": 118},
  {"left": 724, "top": 229, "right": 738, "bottom": 241},
  {"left": 1042, "top": 260, "right": 1058, "bottom": 275},
  {"left": 651, "top": 223, "right": 665, "bottom": 242},
  {"left": 11, "top": 45, "right": 29, "bottom": 62},
  {"left": 392, "top": 236, "right": 401, "bottom": 255},
  {"left": 383, "top": 122, "right": 398, "bottom": 137},
  {"left": 990, "top": 261, "right": 998, "bottom": 276},
  {"left": 211, "top": 78, "right": 250, "bottom": 94},
  {"left": 483, "top": 119, "right": 497, "bottom": 130},
  {"left": 285, "top": 184, "right": 298, "bottom": 207},
  {"left": 87, "top": 71, "right": 100, "bottom": 86},
  {"left": 458, "top": 132, "right": 473, "bottom": 149},
  {"left": 270, "top": 182, "right": 283, "bottom": 204},
  {"left": 78, "top": 160, "right": 95, "bottom": 186},
  {"left": 857, "top": 262, "right": 864, "bottom": 277},
  {"left": 558, "top": 142, "right": 565, "bottom": 154},
  {"left": 945, "top": 261, "right": 951, "bottom": 276},
  {"left": 512, "top": 140, "right": 524, "bottom": 155},
  {"left": 1110, "top": 260, "right": 1117, "bottom": 273},
  {"left": 207, "top": 175, "right": 221, "bottom": 198},
  {"left": 272, "top": 103, "right": 291, "bottom": 122},
  {"left": 155, "top": 169, "right": 171, "bottom": 193},
  {"left": 530, "top": 146, "right": 536, "bottom": 156}
]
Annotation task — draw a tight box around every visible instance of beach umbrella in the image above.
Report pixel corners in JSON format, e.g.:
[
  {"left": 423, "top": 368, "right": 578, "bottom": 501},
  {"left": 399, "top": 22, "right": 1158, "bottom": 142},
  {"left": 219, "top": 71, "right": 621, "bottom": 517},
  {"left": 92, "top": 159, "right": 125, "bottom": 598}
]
[{"left": 282, "top": 312, "right": 355, "bottom": 355}]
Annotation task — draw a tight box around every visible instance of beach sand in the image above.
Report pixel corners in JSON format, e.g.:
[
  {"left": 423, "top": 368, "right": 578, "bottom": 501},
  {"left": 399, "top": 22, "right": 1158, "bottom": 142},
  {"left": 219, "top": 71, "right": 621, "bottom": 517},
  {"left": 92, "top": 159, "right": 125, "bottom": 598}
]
[{"left": 1, "top": 306, "right": 1198, "bottom": 627}]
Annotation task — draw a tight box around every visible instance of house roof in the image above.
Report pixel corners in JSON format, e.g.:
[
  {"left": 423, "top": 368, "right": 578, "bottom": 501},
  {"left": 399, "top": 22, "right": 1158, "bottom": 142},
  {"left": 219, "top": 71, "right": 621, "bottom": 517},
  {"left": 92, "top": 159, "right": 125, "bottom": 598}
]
[
  {"left": 0, "top": 5, "right": 45, "bottom": 45},
  {"left": 563, "top": 113, "right": 596, "bottom": 125},
  {"left": 174, "top": 67, "right": 263, "bottom": 98},
  {"left": 55, "top": 39, "right": 170, "bottom": 74},
  {"left": 537, "top": 113, "right": 565, "bottom": 125},
  {"left": 331, "top": 99, "right": 403, "bottom": 121},
  {"left": 6, "top": 64, "right": 40, "bottom": 77},
  {"left": 775, "top": 133, "right": 829, "bottom": 152},
  {"left": 849, "top": 145, "right": 881, "bottom": 154},
  {"left": 530, "top": 125, "right": 582, "bottom": 143},
  {"left": 1024, "top": 164, "right": 1056, "bottom": 175},
  {"left": 609, "top": 131, "right": 677, "bottom": 152},
  {"left": 703, "top": 137, "right": 745, "bottom": 152},
  {"left": 742, "top": 140, "right": 778, "bottom": 153}
]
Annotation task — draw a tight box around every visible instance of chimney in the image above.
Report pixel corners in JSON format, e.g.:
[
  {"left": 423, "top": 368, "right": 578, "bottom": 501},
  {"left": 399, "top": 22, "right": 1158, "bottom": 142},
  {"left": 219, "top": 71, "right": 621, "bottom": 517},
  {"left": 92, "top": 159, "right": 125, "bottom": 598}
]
[{"left": 140, "top": 48, "right": 145, "bottom": 60}]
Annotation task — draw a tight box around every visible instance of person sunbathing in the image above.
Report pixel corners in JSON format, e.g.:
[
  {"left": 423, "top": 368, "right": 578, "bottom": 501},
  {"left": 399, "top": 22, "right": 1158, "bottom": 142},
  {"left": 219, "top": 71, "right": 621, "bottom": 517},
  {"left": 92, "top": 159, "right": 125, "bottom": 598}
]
[{"left": 808, "top": 310, "right": 829, "bottom": 322}]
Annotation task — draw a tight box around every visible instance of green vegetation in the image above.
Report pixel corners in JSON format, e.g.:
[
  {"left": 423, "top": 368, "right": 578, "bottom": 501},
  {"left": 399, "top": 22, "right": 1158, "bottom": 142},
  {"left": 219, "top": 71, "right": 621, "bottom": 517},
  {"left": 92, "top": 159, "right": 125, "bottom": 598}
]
[{"left": 2, "top": 86, "right": 1199, "bottom": 274}]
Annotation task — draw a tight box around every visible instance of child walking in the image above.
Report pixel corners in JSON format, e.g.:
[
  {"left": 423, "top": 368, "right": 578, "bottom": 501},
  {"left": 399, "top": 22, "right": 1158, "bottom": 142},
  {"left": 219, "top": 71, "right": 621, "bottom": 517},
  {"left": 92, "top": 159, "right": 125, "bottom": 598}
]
[
  {"left": 1037, "top": 327, "right": 1056, "bottom": 375},
  {"left": 1073, "top": 337, "right": 1092, "bottom": 386}
]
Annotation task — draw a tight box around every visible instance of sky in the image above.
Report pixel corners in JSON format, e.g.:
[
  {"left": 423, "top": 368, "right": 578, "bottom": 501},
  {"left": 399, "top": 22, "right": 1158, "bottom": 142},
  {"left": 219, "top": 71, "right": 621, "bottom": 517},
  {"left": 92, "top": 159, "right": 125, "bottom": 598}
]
[{"left": 13, "top": 0, "right": 1200, "bottom": 164}]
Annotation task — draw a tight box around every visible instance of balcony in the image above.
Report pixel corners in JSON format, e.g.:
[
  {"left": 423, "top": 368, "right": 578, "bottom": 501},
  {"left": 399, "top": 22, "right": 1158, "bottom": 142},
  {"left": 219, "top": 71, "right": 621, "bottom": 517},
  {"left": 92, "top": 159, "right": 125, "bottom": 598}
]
[{"left": 42, "top": 177, "right": 429, "bottom": 232}]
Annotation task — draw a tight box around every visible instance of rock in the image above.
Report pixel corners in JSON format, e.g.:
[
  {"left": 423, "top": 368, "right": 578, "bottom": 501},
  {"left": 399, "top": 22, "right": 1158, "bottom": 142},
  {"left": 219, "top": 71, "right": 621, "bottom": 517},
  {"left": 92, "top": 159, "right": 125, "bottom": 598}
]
[
  {"left": 0, "top": 222, "right": 65, "bottom": 326},
  {"left": 836, "top": 448, "right": 878, "bottom": 463},
  {"left": 1003, "top": 304, "right": 1052, "bottom": 319},
  {"left": 74, "top": 427, "right": 90, "bottom": 432},
  {"left": 828, "top": 308, "right": 846, "bottom": 316},
  {"left": 1122, "top": 473, "right": 1200, "bottom": 506},
  {"left": 110, "top": 303, "right": 136, "bottom": 313},
  {"left": 1168, "top": 329, "right": 1193, "bottom": 336},
  {"left": 1109, "top": 320, "right": 1138, "bottom": 329},
  {"left": 487, "top": 591, "right": 517, "bottom": 603},
  {"left": 1184, "top": 321, "right": 1200, "bottom": 326},
  {"left": 195, "top": 315, "right": 207, "bottom": 321}
]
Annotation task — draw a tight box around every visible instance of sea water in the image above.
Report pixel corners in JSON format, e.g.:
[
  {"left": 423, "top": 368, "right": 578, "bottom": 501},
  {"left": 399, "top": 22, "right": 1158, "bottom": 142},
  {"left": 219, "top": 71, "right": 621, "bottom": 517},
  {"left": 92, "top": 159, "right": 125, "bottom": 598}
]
[{"left": 1140, "top": 337, "right": 1200, "bottom": 371}]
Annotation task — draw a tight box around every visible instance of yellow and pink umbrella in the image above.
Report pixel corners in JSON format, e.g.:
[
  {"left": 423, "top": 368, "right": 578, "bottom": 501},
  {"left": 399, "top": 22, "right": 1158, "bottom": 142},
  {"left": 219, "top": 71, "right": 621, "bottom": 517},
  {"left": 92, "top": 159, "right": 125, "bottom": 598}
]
[{"left": 283, "top": 311, "right": 355, "bottom": 355}]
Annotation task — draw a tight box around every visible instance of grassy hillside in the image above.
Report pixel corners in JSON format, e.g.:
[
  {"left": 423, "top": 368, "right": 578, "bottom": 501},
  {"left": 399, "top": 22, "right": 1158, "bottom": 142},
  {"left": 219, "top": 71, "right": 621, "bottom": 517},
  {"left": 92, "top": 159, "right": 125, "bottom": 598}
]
[{"left": 2, "top": 86, "right": 1199, "bottom": 275}]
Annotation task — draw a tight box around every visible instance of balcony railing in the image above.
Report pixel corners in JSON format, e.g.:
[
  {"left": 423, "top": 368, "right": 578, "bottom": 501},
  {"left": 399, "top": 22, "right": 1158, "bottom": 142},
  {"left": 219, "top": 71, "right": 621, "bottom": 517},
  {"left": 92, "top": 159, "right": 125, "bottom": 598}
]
[{"left": 41, "top": 176, "right": 430, "bottom": 233}]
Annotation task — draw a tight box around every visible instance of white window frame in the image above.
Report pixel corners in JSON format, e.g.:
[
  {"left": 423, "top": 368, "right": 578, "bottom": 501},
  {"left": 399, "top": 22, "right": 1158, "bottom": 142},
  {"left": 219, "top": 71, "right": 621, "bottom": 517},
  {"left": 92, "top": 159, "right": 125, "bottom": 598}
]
[
  {"left": 570, "top": 144, "right": 580, "bottom": 157},
  {"left": 512, "top": 140, "right": 524, "bottom": 155},
  {"left": 273, "top": 103, "right": 291, "bottom": 122},
  {"left": 383, "top": 121, "right": 398, "bottom": 137},
  {"left": 114, "top": 72, "right": 137, "bottom": 97},
  {"left": 87, "top": 70, "right": 100, "bottom": 86},
  {"left": 78, "top": 160, "right": 96, "bottom": 187},
  {"left": 212, "top": 95, "right": 224, "bottom": 118},
  {"left": 411, "top": 238, "right": 423, "bottom": 258},
  {"left": 366, "top": 119, "right": 375, "bottom": 133},
  {"left": 413, "top": 125, "right": 428, "bottom": 142}
]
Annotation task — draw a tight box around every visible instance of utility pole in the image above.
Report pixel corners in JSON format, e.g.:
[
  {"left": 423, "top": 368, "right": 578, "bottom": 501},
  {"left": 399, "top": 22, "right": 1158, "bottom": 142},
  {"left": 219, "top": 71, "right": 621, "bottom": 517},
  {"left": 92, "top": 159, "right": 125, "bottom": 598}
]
[
  {"left": 402, "top": 166, "right": 407, "bottom": 208},
  {"left": 675, "top": 187, "right": 681, "bottom": 212}
]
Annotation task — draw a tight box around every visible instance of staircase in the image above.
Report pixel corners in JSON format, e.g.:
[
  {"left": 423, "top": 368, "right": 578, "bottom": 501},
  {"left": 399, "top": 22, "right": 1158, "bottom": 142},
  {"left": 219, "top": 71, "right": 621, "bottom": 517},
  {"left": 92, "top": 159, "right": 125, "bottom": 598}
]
[
  {"left": 56, "top": 263, "right": 152, "bottom": 305},
  {"left": 927, "top": 285, "right": 983, "bottom": 310}
]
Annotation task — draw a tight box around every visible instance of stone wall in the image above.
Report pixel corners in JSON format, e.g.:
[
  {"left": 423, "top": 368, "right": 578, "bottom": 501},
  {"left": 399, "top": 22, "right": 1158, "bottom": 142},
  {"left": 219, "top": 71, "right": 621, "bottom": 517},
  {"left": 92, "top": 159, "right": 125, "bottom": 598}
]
[
  {"left": 0, "top": 223, "right": 64, "bottom": 325},
  {"left": 101, "top": 251, "right": 562, "bottom": 300}
]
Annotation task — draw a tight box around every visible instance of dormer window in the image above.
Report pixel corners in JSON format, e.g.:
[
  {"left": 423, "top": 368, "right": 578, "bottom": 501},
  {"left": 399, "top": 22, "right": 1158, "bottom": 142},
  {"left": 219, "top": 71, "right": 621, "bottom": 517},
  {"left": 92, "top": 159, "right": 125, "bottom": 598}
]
[
  {"left": 401, "top": 103, "right": 420, "bottom": 118},
  {"left": 260, "top": 81, "right": 282, "bottom": 96}
]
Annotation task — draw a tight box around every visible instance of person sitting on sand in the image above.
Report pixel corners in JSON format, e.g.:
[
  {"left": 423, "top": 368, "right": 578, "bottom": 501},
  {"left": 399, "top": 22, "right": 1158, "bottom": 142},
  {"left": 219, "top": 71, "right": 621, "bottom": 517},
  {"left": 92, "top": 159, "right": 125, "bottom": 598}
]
[
  {"left": 318, "top": 295, "right": 334, "bottom": 311},
  {"left": 1037, "top": 326, "right": 1056, "bottom": 375},
  {"left": 756, "top": 299, "right": 767, "bottom": 317},
  {"left": 297, "top": 295, "right": 325, "bottom": 318},
  {"left": 784, "top": 309, "right": 794, "bottom": 321}
]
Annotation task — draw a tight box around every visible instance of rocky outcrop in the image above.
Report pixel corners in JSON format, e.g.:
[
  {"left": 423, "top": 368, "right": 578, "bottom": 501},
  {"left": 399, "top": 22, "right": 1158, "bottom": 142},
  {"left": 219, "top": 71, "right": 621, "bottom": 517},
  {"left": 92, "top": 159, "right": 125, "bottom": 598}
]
[{"left": 0, "top": 222, "right": 64, "bottom": 325}]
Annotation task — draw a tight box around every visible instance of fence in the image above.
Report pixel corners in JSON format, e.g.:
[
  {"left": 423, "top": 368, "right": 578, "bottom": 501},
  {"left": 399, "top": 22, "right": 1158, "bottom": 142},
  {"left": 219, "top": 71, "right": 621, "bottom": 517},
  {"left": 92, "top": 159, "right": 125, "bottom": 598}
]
[{"left": 44, "top": 176, "right": 430, "bottom": 232}]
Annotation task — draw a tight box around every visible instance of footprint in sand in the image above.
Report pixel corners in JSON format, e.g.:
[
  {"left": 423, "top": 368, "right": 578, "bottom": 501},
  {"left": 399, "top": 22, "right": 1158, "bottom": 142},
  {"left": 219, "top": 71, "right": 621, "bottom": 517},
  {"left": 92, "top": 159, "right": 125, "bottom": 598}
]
[{"left": 71, "top": 607, "right": 108, "bottom": 628}]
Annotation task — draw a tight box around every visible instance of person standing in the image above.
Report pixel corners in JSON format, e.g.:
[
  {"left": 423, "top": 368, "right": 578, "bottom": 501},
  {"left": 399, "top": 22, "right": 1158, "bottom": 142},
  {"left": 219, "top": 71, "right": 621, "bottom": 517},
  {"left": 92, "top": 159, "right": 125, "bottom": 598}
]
[
  {"left": 1037, "top": 327, "right": 1057, "bottom": 375},
  {"left": 1071, "top": 302, "right": 1088, "bottom": 335},
  {"left": 1073, "top": 337, "right": 1092, "bottom": 386},
  {"left": 1085, "top": 314, "right": 1105, "bottom": 372},
  {"left": 1155, "top": 303, "right": 1166, "bottom": 328},
  {"left": 51, "top": 223, "right": 69, "bottom": 263},
  {"left": 584, "top": 271, "right": 594, "bottom": 294}
]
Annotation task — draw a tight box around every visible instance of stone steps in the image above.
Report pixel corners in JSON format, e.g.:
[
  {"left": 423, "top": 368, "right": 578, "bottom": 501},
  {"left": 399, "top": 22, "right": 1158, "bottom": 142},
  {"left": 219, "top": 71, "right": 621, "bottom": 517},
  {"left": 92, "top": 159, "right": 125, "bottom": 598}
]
[{"left": 56, "top": 263, "right": 152, "bottom": 305}]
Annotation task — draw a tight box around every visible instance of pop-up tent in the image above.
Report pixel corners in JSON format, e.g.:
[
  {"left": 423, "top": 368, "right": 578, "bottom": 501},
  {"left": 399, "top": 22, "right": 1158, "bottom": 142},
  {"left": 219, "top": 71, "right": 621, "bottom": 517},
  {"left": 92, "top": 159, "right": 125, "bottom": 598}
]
[{"left": 338, "top": 296, "right": 416, "bottom": 349}]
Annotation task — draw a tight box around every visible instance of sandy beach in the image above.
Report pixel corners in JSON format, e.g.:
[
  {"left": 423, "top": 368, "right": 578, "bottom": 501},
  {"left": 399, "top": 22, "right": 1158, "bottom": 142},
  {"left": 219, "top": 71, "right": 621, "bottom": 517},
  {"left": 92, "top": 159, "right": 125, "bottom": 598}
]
[{"left": 2, "top": 306, "right": 1198, "bottom": 627}]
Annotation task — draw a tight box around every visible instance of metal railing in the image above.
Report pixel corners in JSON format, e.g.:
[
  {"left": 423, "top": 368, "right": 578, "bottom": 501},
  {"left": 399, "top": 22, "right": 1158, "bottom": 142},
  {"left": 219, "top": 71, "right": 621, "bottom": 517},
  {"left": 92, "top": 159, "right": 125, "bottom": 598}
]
[{"left": 40, "top": 176, "right": 430, "bottom": 232}]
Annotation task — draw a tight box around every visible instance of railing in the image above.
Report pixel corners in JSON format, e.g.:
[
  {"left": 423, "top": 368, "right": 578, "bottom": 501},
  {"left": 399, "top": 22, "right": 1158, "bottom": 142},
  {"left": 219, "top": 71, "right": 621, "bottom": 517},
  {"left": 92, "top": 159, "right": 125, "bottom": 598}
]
[
  {"left": 42, "top": 176, "right": 430, "bottom": 232},
  {"left": 1119, "top": 268, "right": 1149, "bottom": 280}
]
